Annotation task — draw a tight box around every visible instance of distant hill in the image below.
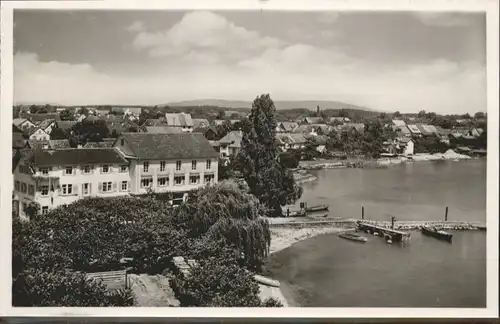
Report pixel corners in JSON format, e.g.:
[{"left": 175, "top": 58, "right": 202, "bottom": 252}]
[{"left": 165, "top": 99, "right": 375, "bottom": 112}]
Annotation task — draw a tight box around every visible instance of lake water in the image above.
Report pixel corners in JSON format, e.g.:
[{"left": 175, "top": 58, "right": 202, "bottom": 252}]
[{"left": 265, "top": 159, "right": 487, "bottom": 307}]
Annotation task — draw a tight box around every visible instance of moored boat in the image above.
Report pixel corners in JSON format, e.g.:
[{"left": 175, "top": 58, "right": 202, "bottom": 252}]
[
  {"left": 421, "top": 226, "right": 453, "bottom": 242},
  {"left": 305, "top": 204, "right": 329, "bottom": 212},
  {"left": 339, "top": 232, "right": 368, "bottom": 243}
]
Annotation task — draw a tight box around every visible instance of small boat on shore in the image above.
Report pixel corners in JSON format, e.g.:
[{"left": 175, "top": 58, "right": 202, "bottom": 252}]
[
  {"left": 339, "top": 232, "right": 368, "bottom": 243},
  {"left": 421, "top": 226, "right": 453, "bottom": 242},
  {"left": 305, "top": 204, "right": 329, "bottom": 212}
]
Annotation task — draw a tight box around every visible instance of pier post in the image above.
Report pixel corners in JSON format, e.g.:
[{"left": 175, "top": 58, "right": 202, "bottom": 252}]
[
  {"left": 391, "top": 216, "right": 395, "bottom": 230},
  {"left": 362, "top": 206, "right": 365, "bottom": 220},
  {"left": 445, "top": 206, "right": 448, "bottom": 221}
]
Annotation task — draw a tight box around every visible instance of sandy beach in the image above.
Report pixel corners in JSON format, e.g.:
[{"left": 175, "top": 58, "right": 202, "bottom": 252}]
[{"left": 270, "top": 226, "right": 347, "bottom": 254}]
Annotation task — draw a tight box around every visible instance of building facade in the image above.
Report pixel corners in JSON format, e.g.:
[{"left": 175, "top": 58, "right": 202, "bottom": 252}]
[{"left": 13, "top": 133, "right": 219, "bottom": 219}]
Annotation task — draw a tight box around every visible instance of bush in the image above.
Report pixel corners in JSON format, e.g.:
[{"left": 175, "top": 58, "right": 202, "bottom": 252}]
[{"left": 171, "top": 258, "right": 262, "bottom": 307}]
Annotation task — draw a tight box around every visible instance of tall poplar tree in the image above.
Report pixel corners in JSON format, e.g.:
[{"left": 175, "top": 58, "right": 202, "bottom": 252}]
[{"left": 238, "top": 94, "right": 302, "bottom": 217}]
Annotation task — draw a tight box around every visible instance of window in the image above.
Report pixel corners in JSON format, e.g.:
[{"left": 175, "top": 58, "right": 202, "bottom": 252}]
[
  {"left": 41, "top": 206, "right": 49, "bottom": 215},
  {"left": 176, "top": 160, "right": 182, "bottom": 171},
  {"left": 160, "top": 161, "right": 166, "bottom": 172},
  {"left": 174, "top": 176, "right": 185, "bottom": 185},
  {"left": 204, "top": 174, "right": 215, "bottom": 184},
  {"left": 102, "top": 165, "right": 109, "bottom": 173},
  {"left": 65, "top": 166, "right": 73, "bottom": 175},
  {"left": 40, "top": 185, "right": 49, "bottom": 196},
  {"left": 102, "top": 181, "right": 112, "bottom": 192},
  {"left": 83, "top": 165, "right": 91, "bottom": 174},
  {"left": 206, "top": 159, "right": 212, "bottom": 170},
  {"left": 121, "top": 181, "right": 128, "bottom": 191},
  {"left": 21, "top": 183, "right": 27, "bottom": 193},
  {"left": 192, "top": 160, "right": 197, "bottom": 170},
  {"left": 158, "top": 176, "right": 169, "bottom": 186},
  {"left": 15, "top": 181, "right": 20, "bottom": 191},
  {"left": 39, "top": 167, "right": 50, "bottom": 175},
  {"left": 143, "top": 162, "right": 149, "bottom": 172},
  {"left": 28, "top": 184, "right": 35, "bottom": 195},
  {"left": 120, "top": 165, "right": 127, "bottom": 172},
  {"left": 140, "top": 177, "right": 153, "bottom": 188},
  {"left": 83, "top": 183, "right": 91, "bottom": 195},
  {"left": 189, "top": 175, "right": 200, "bottom": 184},
  {"left": 62, "top": 184, "right": 73, "bottom": 195}
]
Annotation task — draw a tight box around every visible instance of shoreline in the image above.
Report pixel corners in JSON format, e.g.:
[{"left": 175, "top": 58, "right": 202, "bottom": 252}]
[{"left": 298, "top": 152, "right": 478, "bottom": 171}]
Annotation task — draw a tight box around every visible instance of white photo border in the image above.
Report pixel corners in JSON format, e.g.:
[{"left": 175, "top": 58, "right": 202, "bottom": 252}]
[{"left": 0, "top": 0, "right": 498, "bottom": 318}]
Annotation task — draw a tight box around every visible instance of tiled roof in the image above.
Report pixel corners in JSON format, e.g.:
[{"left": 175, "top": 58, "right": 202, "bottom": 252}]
[
  {"left": 287, "top": 133, "right": 307, "bottom": 144},
  {"left": 13, "top": 118, "right": 29, "bottom": 127},
  {"left": 164, "top": 113, "right": 193, "bottom": 127},
  {"left": 28, "top": 148, "right": 127, "bottom": 167},
  {"left": 56, "top": 120, "right": 78, "bottom": 130},
  {"left": 304, "top": 117, "right": 324, "bottom": 124},
  {"left": 83, "top": 141, "right": 114, "bottom": 148},
  {"left": 192, "top": 119, "right": 210, "bottom": 128},
  {"left": 37, "top": 119, "right": 56, "bottom": 130},
  {"left": 218, "top": 131, "right": 243, "bottom": 148},
  {"left": 279, "top": 122, "right": 299, "bottom": 132},
  {"left": 142, "top": 118, "right": 165, "bottom": 127},
  {"left": 392, "top": 119, "right": 406, "bottom": 127},
  {"left": 28, "top": 113, "right": 61, "bottom": 123},
  {"left": 49, "top": 139, "right": 71, "bottom": 149},
  {"left": 143, "top": 126, "right": 184, "bottom": 134},
  {"left": 407, "top": 124, "right": 421, "bottom": 134},
  {"left": 27, "top": 140, "right": 50, "bottom": 150},
  {"left": 119, "top": 133, "right": 219, "bottom": 160}
]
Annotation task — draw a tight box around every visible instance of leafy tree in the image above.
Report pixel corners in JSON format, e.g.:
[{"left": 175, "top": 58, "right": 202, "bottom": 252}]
[
  {"left": 393, "top": 111, "right": 401, "bottom": 118},
  {"left": 171, "top": 257, "right": 262, "bottom": 307},
  {"left": 237, "top": 94, "right": 302, "bottom": 217},
  {"left": 474, "top": 111, "right": 486, "bottom": 120},
  {"left": 173, "top": 180, "right": 271, "bottom": 271},
  {"left": 12, "top": 218, "right": 134, "bottom": 306},
  {"left": 77, "top": 107, "right": 90, "bottom": 116},
  {"left": 417, "top": 110, "right": 426, "bottom": 118},
  {"left": 59, "top": 109, "right": 75, "bottom": 121},
  {"left": 362, "top": 120, "right": 385, "bottom": 158}
]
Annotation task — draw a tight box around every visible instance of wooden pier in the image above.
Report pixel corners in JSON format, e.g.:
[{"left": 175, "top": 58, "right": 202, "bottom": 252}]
[{"left": 357, "top": 221, "right": 411, "bottom": 242}]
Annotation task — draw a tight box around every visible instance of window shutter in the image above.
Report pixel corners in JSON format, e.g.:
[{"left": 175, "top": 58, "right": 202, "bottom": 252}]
[
  {"left": 127, "top": 181, "right": 131, "bottom": 192},
  {"left": 112, "top": 182, "right": 117, "bottom": 192},
  {"left": 89, "top": 183, "right": 92, "bottom": 194},
  {"left": 98, "top": 182, "right": 103, "bottom": 193},
  {"left": 72, "top": 168, "right": 76, "bottom": 175},
  {"left": 73, "top": 185, "right": 79, "bottom": 195}
]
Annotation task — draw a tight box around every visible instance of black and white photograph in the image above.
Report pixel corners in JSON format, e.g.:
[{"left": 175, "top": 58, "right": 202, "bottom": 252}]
[{"left": 1, "top": 0, "right": 498, "bottom": 318}]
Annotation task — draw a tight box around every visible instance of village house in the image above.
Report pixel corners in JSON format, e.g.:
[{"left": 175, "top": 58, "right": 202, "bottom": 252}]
[
  {"left": 28, "top": 113, "right": 61, "bottom": 124},
  {"left": 37, "top": 119, "right": 57, "bottom": 135},
  {"left": 110, "top": 107, "right": 142, "bottom": 117},
  {"left": 13, "top": 148, "right": 131, "bottom": 219},
  {"left": 328, "top": 117, "right": 348, "bottom": 125},
  {"left": 286, "top": 133, "right": 308, "bottom": 150},
  {"left": 276, "top": 121, "right": 299, "bottom": 133},
  {"left": 13, "top": 118, "right": 36, "bottom": 132},
  {"left": 83, "top": 141, "right": 114, "bottom": 148},
  {"left": 194, "top": 126, "right": 218, "bottom": 141},
  {"left": 139, "top": 126, "right": 184, "bottom": 134},
  {"left": 406, "top": 124, "right": 422, "bottom": 137},
  {"left": 113, "top": 133, "right": 218, "bottom": 204},
  {"left": 338, "top": 123, "right": 365, "bottom": 136},
  {"left": 27, "top": 139, "right": 71, "bottom": 150},
  {"left": 416, "top": 124, "right": 438, "bottom": 137},
  {"left": 382, "top": 138, "right": 415, "bottom": 156},
  {"left": 27, "top": 127, "right": 51, "bottom": 141},
  {"left": 192, "top": 118, "right": 211, "bottom": 129},
  {"left": 218, "top": 131, "right": 243, "bottom": 159},
  {"left": 164, "top": 113, "right": 194, "bottom": 132},
  {"left": 302, "top": 117, "right": 325, "bottom": 125}
]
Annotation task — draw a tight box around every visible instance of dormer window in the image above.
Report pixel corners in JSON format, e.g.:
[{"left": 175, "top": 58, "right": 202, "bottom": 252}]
[
  {"left": 143, "top": 162, "right": 149, "bottom": 172},
  {"left": 102, "top": 165, "right": 109, "bottom": 173},
  {"left": 65, "top": 166, "right": 73, "bottom": 175}
]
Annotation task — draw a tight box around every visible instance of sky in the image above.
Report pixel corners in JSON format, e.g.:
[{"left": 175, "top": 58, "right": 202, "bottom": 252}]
[{"left": 13, "top": 10, "right": 486, "bottom": 113}]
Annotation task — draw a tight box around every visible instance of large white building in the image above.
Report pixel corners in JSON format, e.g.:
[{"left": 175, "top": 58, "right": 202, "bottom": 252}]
[{"left": 13, "top": 133, "right": 219, "bottom": 219}]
